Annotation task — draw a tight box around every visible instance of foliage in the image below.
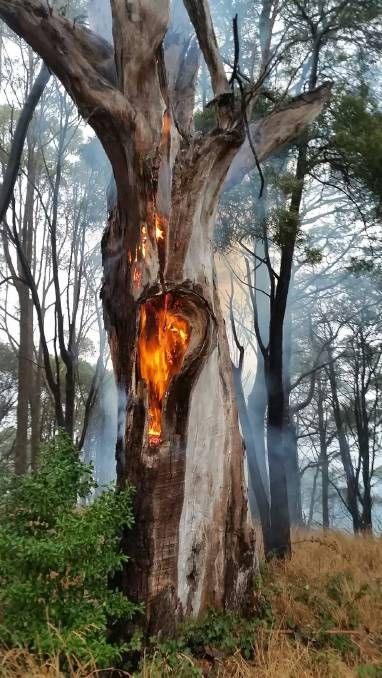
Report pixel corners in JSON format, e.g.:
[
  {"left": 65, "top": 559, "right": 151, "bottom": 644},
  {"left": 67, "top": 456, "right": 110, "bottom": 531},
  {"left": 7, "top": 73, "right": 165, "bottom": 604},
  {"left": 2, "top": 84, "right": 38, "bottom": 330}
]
[
  {"left": 303, "top": 246, "right": 323, "bottom": 266},
  {"left": 267, "top": 207, "right": 302, "bottom": 248},
  {"left": 193, "top": 107, "right": 217, "bottom": 133},
  {"left": 331, "top": 90, "right": 382, "bottom": 208},
  {"left": 134, "top": 609, "right": 264, "bottom": 676},
  {"left": 0, "top": 432, "right": 141, "bottom": 669},
  {"left": 0, "top": 342, "right": 17, "bottom": 425}
]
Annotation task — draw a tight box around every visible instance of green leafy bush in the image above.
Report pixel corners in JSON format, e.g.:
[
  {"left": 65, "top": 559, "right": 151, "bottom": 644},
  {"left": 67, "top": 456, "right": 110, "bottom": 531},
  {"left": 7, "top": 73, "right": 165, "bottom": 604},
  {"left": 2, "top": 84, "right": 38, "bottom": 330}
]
[
  {"left": 0, "top": 432, "right": 141, "bottom": 668},
  {"left": 135, "top": 609, "right": 264, "bottom": 675}
]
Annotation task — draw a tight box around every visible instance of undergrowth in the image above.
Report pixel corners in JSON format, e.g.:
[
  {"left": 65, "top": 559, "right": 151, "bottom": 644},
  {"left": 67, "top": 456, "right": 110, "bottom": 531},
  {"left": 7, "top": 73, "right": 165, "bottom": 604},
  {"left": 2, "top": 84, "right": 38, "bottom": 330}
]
[
  {"left": 0, "top": 441, "right": 381, "bottom": 677},
  {"left": 136, "top": 529, "right": 382, "bottom": 677},
  {"left": 0, "top": 432, "right": 141, "bottom": 673}
]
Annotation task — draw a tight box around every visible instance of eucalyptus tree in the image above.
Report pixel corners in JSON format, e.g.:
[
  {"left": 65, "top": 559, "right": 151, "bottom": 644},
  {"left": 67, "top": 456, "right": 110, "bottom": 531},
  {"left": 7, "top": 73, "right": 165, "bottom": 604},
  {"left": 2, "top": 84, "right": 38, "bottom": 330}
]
[{"left": 0, "top": 0, "right": 329, "bottom": 629}]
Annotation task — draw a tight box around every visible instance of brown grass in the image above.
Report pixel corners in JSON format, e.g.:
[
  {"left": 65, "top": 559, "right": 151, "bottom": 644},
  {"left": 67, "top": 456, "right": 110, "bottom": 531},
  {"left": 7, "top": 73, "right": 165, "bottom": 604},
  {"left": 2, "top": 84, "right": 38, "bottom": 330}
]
[
  {"left": 219, "top": 527, "right": 382, "bottom": 677},
  {"left": 1, "top": 529, "right": 381, "bottom": 677},
  {"left": 0, "top": 647, "right": 127, "bottom": 677}
]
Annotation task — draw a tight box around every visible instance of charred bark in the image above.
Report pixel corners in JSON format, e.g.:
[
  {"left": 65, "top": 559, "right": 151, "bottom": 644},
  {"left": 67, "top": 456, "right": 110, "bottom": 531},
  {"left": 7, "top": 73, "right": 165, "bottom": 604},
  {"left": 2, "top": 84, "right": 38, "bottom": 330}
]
[{"left": 101, "top": 126, "right": 255, "bottom": 631}]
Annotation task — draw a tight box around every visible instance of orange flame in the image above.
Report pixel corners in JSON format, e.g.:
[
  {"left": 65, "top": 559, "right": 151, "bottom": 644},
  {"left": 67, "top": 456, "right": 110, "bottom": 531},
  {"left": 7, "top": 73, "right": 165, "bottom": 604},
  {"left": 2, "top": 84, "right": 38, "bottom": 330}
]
[
  {"left": 138, "top": 294, "right": 190, "bottom": 445},
  {"left": 133, "top": 267, "right": 142, "bottom": 288},
  {"left": 162, "top": 110, "right": 171, "bottom": 141},
  {"left": 155, "top": 215, "right": 165, "bottom": 241}
]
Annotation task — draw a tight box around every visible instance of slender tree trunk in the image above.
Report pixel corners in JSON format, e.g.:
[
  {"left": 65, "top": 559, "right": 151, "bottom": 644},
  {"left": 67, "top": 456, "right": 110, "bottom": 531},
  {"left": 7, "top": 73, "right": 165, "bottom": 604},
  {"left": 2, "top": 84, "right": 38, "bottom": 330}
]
[
  {"left": 307, "top": 466, "right": 319, "bottom": 527},
  {"left": 359, "top": 425, "right": 373, "bottom": 532},
  {"left": 317, "top": 376, "right": 329, "bottom": 529},
  {"left": 14, "top": 139, "right": 36, "bottom": 473},
  {"left": 247, "top": 356, "right": 269, "bottom": 506},
  {"left": 14, "top": 289, "right": 33, "bottom": 473},
  {"left": 30, "top": 342, "right": 43, "bottom": 468},
  {"left": 327, "top": 357, "right": 361, "bottom": 532},
  {"left": 283, "top": 418, "right": 302, "bottom": 524},
  {"left": 355, "top": 334, "right": 373, "bottom": 533},
  {"left": 283, "top": 293, "right": 302, "bottom": 524},
  {"left": 361, "top": 486, "right": 372, "bottom": 532},
  {"left": 265, "top": 335, "right": 292, "bottom": 557},
  {"left": 247, "top": 237, "right": 270, "bottom": 509},
  {"left": 233, "top": 363, "right": 271, "bottom": 552}
]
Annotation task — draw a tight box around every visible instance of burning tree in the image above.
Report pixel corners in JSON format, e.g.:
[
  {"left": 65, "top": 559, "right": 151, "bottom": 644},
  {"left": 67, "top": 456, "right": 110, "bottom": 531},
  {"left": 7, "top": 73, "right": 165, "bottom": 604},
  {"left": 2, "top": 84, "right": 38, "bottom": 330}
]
[{"left": 0, "top": 0, "right": 330, "bottom": 632}]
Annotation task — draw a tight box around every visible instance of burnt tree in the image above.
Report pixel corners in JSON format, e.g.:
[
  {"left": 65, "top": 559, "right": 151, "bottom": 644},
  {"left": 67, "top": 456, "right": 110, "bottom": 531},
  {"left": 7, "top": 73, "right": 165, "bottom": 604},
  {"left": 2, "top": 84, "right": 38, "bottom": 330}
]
[{"left": 0, "top": 0, "right": 330, "bottom": 631}]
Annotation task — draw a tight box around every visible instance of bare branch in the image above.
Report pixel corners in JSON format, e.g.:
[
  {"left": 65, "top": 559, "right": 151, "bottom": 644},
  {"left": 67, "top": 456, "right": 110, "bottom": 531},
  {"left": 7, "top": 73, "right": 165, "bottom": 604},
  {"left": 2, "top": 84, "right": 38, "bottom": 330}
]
[
  {"left": 225, "top": 82, "right": 332, "bottom": 190},
  {"left": 0, "top": 61, "right": 50, "bottom": 224},
  {"left": 183, "top": 0, "right": 230, "bottom": 98}
]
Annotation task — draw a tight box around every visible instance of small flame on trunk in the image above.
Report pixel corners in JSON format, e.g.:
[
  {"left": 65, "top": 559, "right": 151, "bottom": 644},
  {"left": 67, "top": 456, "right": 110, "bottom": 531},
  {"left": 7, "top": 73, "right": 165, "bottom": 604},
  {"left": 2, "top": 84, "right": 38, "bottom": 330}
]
[
  {"left": 155, "top": 215, "right": 165, "bottom": 241},
  {"left": 138, "top": 293, "right": 190, "bottom": 445},
  {"left": 133, "top": 268, "right": 142, "bottom": 288},
  {"left": 141, "top": 224, "right": 147, "bottom": 258}
]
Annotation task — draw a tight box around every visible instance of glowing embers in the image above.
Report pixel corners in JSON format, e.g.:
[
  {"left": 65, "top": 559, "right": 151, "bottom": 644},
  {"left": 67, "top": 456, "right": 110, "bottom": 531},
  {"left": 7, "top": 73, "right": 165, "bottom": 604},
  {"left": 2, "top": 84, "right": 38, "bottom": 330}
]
[{"left": 138, "top": 293, "right": 191, "bottom": 446}]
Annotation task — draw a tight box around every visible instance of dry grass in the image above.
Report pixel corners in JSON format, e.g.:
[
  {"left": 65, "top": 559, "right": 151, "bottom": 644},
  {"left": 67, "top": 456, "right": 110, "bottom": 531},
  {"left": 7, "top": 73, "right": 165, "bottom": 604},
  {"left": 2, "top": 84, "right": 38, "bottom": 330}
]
[
  {"left": 0, "top": 647, "right": 126, "bottom": 677},
  {"left": 0, "top": 648, "right": 91, "bottom": 677},
  {"left": 219, "top": 527, "right": 382, "bottom": 677},
  {"left": 1, "top": 529, "right": 381, "bottom": 677},
  {"left": 139, "top": 529, "right": 382, "bottom": 677},
  {"left": 263, "top": 529, "right": 382, "bottom": 661}
]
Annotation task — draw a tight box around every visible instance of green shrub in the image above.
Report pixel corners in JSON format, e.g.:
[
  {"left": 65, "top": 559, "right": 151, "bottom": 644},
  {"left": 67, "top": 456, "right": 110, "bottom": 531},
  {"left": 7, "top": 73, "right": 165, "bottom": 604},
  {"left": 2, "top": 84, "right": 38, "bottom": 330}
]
[
  {"left": 0, "top": 432, "right": 141, "bottom": 668},
  {"left": 178, "top": 609, "right": 260, "bottom": 659},
  {"left": 136, "top": 608, "right": 263, "bottom": 674}
]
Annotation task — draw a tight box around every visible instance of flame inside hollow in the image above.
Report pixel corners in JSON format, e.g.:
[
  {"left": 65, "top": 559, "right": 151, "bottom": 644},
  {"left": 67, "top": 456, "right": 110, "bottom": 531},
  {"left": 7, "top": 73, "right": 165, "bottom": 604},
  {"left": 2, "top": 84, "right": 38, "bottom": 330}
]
[{"left": 138, "top": 294, "right": 191, "bottom": 445}]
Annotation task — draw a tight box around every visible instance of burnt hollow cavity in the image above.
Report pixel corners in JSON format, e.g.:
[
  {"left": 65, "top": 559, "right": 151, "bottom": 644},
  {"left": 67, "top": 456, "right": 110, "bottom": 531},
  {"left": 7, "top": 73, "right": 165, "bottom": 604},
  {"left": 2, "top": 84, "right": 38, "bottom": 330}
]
[{"left": 137, "top": 289, "right": 214, "bottom": 447}]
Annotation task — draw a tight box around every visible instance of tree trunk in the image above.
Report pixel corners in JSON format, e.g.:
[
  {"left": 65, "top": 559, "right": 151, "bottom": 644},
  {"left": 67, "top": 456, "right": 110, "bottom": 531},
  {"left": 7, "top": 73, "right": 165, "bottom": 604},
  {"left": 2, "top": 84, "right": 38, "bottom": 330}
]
[
  {"left": 265, "top": 346, "right": 292, "bottom": 558},
  {"left": 307, "top": 466, "right": 319, "bottom": 527},
  {"left": 283, "top": 419, "right": 302, "bottom": 524},
  {"left": 327, "top": 357, "right": 361, "bottom": 532},
  {"left": 246, "top": 237, "right": 270, "bottom": 511},
  {"left": 247, "top": 355, "right": 269, "bottom": 509},
  {"left": 30, "top": 341, "right": 43, "bottom": 469},
  {"left": 317, "top": 377, "right": 329, "bottom": 529},
  {"left": 233, "top": 363, "right": 271, "bottom": 553},
  {"left": 14, "top": 287, "right": 33, "bottom": 473},
  {"left": 355, "top": 332, "right": 373, "bottom": 533},
  {"left": 102, "top": 129, "right": 255, "bottom": 632},
  {"left": 283, "top": 293, "right": 302, "bottom": 525},
  {"left": 14, "top": 138, "right": 36, "bottom": 474}
]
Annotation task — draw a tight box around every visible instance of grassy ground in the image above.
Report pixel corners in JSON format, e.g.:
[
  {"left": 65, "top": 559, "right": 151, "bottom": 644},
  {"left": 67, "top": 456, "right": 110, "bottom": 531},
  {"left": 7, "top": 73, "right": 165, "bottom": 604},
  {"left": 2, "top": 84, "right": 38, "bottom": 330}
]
[{"left": 1, "top": 529, "right": 381, "bottom": 677}]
